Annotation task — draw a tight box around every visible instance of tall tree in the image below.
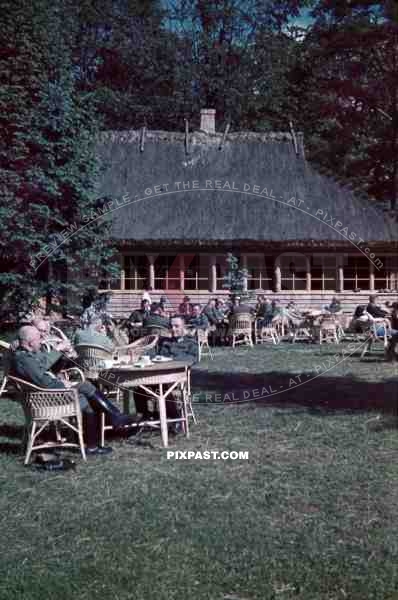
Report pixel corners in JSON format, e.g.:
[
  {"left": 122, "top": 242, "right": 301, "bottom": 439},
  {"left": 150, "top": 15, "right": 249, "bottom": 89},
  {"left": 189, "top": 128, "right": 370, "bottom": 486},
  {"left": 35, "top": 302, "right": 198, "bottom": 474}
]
[
  {"left": 290, "top": 0, "right": 398, "bottom": 209},
  {"left": 161, "top": 0, "right": 313, "bottom": 129},
  {"left": 0, "top": 0, "right": 118, "bottom": 319}
]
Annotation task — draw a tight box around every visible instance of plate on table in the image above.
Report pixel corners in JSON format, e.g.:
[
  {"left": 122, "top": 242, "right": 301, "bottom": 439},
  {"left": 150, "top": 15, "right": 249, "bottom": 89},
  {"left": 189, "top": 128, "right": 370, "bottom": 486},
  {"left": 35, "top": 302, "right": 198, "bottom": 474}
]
[
  {"left": 133, "top": 359, "right": 153, "bottom": 368},
  {"left": 152, "top": 355, "right": 173, "bottom": 362}
]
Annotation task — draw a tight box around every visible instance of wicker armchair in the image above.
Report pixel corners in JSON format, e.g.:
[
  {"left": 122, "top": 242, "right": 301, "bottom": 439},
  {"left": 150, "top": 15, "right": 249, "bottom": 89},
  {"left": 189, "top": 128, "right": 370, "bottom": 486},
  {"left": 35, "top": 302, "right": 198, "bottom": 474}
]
[
  {"left": 272, "top": 315, "right": 289, "bottom": 337},
  {"left": 196, "top": 328, "right": 214, "bottom": 361},
  {"left": 75, "top": 344, "right": 113, "bottom": 377},
  {"left": 115, "top": 334, "right": 159, "bottom": 362},
  {"left": 228, "top": 314, "right": 253, "bottom": 348},
  {"left": 319, "top": 316, "right": 339, "bottom": 345},
  {"left": 7, "top": 375, "right": 86, "bottom": 464},
  {"left": 254, "top": 320, "right": 279, "bottom": 345},
  {"left": 360, "top": 318, "right": 391, "bottom": 359}
]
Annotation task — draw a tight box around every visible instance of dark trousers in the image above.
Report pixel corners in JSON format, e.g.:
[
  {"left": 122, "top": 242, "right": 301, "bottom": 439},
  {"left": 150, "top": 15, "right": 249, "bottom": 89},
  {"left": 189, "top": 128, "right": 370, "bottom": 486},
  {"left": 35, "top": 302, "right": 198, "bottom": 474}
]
[{"left": 76, "top": 381, "right": 97, "bottom": 414}]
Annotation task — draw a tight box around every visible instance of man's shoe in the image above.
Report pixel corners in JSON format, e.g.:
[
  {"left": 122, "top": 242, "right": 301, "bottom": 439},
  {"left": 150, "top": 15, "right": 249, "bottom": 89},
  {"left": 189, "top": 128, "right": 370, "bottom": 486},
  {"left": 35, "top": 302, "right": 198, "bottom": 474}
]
[{"left": 86, "top": 446, "right": 113, "bottom": 456}]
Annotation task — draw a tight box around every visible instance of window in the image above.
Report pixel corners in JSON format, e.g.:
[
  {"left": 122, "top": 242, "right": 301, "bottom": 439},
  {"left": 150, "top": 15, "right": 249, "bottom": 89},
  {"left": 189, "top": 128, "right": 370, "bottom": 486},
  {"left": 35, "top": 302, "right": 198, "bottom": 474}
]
[
  {"left": 311, "top": 255, "right": 337, "bottom": 291},
  {"left": 184, "top": 255, "right": 210, "bottom": 290},
  {"left": 246, "top": 255, "right": 274, "bottom": 290},
  {"left": 154, "top": 255, "right": 180, "bottom": 290},
  {"left": 342, "top": 255, "right": 370, "bottom": 290},
  {"left": 215, "top": 255, "right": 229, "bottom": 290},
  {"left": 374, "top": 256, "right": 398, "bottom": 291},
  {"left": 279, "top": 253, "right": 307, "bottom": 291},
  {"left": 124, "top": 255, "right": 148, "bottom": 290}
]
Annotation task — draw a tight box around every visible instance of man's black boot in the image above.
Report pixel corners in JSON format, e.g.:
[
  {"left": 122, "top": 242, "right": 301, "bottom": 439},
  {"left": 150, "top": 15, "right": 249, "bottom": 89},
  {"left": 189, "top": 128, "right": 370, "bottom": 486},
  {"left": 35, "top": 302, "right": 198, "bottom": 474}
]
[
  {"left": 89, "top": 391, "right": 140, "bottom": 429},
  {"left": 83, "top": 412, "right": 113, "bottom": 456}
]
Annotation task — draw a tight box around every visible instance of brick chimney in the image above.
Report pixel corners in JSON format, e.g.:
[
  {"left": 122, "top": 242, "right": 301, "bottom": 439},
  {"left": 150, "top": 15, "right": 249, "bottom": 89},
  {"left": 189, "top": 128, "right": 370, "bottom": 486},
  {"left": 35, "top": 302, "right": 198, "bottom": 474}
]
[{"left": 200, "top": 108, "right": 216, "bottom": 134}]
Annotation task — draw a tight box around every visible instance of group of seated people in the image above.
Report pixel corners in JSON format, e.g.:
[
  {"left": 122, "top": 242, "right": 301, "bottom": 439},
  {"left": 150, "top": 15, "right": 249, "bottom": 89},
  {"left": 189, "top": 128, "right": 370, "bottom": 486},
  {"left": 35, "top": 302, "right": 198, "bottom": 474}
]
[
  {"left": 351, "top": 295, "right": 398, "bottom": 353},
  {"left": 8, "top": 313, "right": 199, "bottom": 459},
  {"left": 127, "top": 295, "right": 261, "bottom": 345}
]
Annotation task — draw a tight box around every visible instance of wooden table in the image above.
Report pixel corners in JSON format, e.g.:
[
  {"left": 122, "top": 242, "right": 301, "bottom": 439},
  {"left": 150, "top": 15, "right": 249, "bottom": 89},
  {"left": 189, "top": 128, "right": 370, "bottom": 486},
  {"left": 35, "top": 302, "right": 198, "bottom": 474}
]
[{"left": 101, "top": 360, "right": 192, "bottom": 447}]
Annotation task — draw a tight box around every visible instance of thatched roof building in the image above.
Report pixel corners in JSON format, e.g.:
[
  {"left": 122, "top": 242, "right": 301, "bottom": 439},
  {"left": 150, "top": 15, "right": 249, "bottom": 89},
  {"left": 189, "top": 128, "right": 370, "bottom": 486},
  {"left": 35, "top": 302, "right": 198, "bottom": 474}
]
[{"left": 96, "top": 110, "right": 398, "bottom": 314}]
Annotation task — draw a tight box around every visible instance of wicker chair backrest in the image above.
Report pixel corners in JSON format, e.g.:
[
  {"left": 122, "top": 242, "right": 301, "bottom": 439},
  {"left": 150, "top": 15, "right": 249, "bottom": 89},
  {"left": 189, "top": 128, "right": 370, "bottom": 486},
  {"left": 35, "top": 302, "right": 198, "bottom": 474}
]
[
  {"left": 229, "top": 314, "right": 252, "bottom": 332},
  {"left": 75, "top": 344, "right": 113, "bottom": 370}
]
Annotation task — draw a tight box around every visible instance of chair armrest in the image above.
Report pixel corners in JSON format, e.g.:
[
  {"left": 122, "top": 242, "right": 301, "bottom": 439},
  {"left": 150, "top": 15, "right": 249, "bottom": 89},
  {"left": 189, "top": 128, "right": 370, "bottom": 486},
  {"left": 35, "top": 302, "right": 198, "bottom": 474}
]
[{"left": 60, "top": 367, "right": 85, "bottom": 383}]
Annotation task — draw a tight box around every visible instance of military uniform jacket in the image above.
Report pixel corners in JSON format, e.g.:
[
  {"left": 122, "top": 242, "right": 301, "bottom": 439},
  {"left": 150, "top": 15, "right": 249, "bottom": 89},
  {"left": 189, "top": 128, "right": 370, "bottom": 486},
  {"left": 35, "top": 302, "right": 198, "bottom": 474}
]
[
  {"left": 10, "top": 348, "right": 65, "bottom": 389},
  {"left": 157, "top": 335, "right": 198, "bottom": 363},
  {"left": 187, "top": 314, "right": 210, "bottom": 330}
]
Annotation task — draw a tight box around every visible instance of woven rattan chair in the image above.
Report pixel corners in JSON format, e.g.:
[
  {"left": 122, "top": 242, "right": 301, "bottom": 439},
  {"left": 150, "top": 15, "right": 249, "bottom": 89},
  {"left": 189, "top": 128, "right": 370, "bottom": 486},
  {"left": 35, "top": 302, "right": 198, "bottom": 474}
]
[
  {"left": 7, "top": 375, "right": 86, "bottom": 464},
  {"left": 360, "top": 318, "right": 391, "bottom": 359},
  {"left": 185, "top": 364, "right": 197, "bottom": 424},
  {"left": 196, "top": 328, "right": 214, "bottom": 361},
  {"left": 228, "top": 314, "right": 253, "bottom": 348},
  {"left": 116, "top": 335, "right": 159, "bottom": 362},
  {"left": 272, "top": 315, "right": 289, "bottom": 337},
  {"left": 0, "top": 340, "right": 10, "bottom": 398},
  {"left": 319, "top": 316, "right": 339, "bottom": 345},
  {"left": 75, "top": 343, "right": 113, "bottom": 376},
  {"left": 254, "top": 320, "right": 279, "bottom": 345}
]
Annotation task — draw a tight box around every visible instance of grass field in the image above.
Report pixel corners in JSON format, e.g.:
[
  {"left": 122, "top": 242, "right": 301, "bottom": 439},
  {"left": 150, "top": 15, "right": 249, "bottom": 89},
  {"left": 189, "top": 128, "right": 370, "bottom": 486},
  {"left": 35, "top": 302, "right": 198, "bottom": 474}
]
[{"left": 1, "top": 341, "right": 398, "bottom": 600}]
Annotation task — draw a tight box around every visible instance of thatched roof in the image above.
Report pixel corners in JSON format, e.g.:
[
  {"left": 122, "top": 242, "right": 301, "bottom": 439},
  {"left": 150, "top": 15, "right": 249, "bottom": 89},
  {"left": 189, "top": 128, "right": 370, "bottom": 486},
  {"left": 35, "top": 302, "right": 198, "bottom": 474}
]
[{"left": 96, "top": 130, "right": 398, "bottom": 247}]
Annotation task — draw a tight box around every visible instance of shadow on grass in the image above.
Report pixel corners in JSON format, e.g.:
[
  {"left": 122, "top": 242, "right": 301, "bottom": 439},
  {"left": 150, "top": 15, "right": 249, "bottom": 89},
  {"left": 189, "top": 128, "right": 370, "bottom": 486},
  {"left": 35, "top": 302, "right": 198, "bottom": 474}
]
[
  {"left": 0, "top": 424, "right": 24, "bottom": 439},
  {"left": 0, "top": 424, "right": 24, "bottom": 455},
  {"left": 192, "top": 369, "right": 398, "bottom": 414}
]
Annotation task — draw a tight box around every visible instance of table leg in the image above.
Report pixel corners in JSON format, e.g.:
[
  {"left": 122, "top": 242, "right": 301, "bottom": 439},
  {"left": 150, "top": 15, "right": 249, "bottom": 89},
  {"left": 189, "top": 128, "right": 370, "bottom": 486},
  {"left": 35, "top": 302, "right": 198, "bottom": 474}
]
[{"left": 158, "top": 383, "right": 169, "bottom": 448}]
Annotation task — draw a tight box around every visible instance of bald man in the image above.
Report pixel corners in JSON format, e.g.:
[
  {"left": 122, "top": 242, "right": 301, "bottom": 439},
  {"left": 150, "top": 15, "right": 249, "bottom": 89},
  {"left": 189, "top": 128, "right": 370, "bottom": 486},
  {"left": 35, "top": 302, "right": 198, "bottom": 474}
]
[{"left": 10, "top": 326, "right": 137, "bottom": 456}]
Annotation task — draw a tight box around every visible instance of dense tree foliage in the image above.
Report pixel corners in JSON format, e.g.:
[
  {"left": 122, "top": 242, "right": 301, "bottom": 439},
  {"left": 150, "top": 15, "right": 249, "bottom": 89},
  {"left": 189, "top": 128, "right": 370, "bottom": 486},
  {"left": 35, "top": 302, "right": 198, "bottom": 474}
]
[
  {"left": 0, "top": 0, "right": 118, "bottom": 319},
  {"left": 290, "top": 1, "right": 398, "bottom": 209},
  {"left": 2, "top": 0, "right": 397, "bottom": 319}
]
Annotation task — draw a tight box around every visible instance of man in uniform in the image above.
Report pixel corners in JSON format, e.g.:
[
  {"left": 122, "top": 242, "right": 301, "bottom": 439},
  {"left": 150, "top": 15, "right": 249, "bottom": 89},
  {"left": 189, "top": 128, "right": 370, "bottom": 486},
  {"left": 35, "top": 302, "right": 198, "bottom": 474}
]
[
  {"left": 143, "top": 303, "right": 170, "bottom": 332},
  {"left": 187, "top": 304, "right": 210, "bottom": 331},
  {"left": 134, "top": 316, "right": 198, "bottom": 427},
  {"left": 128, "top": 299, "right": 151, "bottom": 325},
  {"left": 10, "top": 326, "right": 137, "bottom": 456}
]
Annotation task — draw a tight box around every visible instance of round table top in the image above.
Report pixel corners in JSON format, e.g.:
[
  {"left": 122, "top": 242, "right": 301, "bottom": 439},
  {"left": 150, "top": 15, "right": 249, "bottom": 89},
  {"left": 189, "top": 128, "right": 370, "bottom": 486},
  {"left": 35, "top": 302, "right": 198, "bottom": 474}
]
[{"left": 103, "top": 359, "right": 193, "bottom": 373}]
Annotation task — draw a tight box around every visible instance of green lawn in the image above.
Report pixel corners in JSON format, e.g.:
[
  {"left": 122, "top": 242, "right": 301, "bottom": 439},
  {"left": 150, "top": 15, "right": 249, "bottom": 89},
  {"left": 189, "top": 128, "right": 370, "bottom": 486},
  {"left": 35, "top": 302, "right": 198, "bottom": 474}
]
[{"left": 1, "top": 342, "right": 398, "bottom": 600}]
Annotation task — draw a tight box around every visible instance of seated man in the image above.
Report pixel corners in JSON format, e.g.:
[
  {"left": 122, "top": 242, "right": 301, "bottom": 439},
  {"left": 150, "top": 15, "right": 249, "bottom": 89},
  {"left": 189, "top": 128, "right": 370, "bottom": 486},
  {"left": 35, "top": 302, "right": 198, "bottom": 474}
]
[
  {"left": 74, "top": 318, "right": 114, "bottom": 353},
  {"left": 179, "top": 296, "right": 193, "bottom": 318},
  {"left": 366, "top": 295, "right": 389, "bottom": 319},
  {"left": 215, "top": 298, "right": 228, "bottom": 320},
  {"left": 10, "top": 326, "right": 137, "bottom": 456},
  {"left": 256, "top": 297, "right": 274, "bottom": 326},
  {"left": 203, "top": 299, "right": 219, "bottom": 326},
  {"left": 157, "top": 316, "right": 199, "bottom": 362},
  {"left": 230, "top": 296, "right": 254, "bottom": 316},
  {"left": 134, "top": 316, "right": 198, "bottom": 427},
  {"left": 143, "top": 303, "right": 170, "bottom": 332},
  {"left": 32, "top": 318, "right": 77, "bottom": 357},
  {"left": 128, "top": 299, "right": 151, "bottom": 324},
  {"left": 324, "top": 296, "right": 342, "bottom": 314},
  {"left": 187, "top": 304, "right": 210, "bottom": 331},
  {"left": 159, "top": 296, "right": 170, "bottom": 316}
]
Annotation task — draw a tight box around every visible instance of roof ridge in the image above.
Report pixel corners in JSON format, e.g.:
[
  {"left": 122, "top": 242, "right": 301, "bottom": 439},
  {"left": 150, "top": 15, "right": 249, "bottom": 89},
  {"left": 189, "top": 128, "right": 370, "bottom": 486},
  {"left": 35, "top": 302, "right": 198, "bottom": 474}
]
[{"left": 98, "top": 129, "right": 303, "bottom": 145}]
